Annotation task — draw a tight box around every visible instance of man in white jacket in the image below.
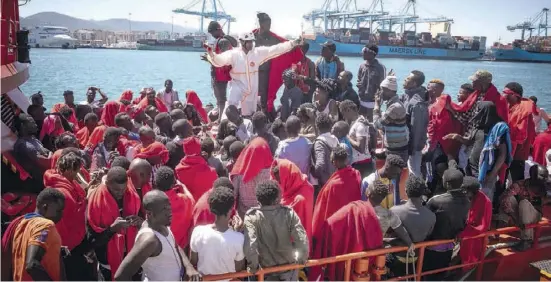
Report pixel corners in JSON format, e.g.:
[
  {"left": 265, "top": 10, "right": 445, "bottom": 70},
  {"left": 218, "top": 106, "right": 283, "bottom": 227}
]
[{"left": 207, "top": 32, "right": 301, "bottom": 117}]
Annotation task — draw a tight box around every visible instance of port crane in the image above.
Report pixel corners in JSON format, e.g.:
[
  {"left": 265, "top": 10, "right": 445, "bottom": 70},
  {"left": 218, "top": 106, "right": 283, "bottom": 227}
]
[
  {"left": 303, "top": 0, "right": 453, "bottom": 34},
  {"left": 506, "top": 8, "right": 550, "bottom": 40},
  {"left": 173, "top": 0, "right": 236, "bottom": 34}
]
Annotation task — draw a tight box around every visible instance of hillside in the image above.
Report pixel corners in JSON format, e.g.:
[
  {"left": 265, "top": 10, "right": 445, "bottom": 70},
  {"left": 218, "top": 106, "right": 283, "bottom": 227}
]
[{"left": 21, "top": 12, "right": 194, "bottom": 33}]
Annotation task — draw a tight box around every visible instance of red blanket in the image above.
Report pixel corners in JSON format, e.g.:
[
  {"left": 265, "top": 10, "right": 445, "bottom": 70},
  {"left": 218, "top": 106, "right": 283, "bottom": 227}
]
[
  {"left": 134, "top": 141, "right": 169, "bottom": 165},
  {"left": 51, "top": 149, "right": 90, "bottom": 182},
  {"left": 76, "top": 126, "right": 93, "bottom": 149},
  {"left": 185, "top": 90, "right": 208, "bottom": 122},
  {"left": 532, "top": 124, "right": 551, "bottom": 165},
  {"left": 230, "top": 137, "right": 273, "bottom": 183},
  {"left": 1, "top": 194, "right": 36, "bottom": 218},
  {"left": 175, "top": 137, "right": 217, "bottom": 201},
  {"left": 427, "top": 95, "right": 463, "bottom": 156},
  {"left": 252, "top": 29, "right": 304, "bottom": 112},
  {"left": 1, "top": 215, "right": 24, "bottom": 280},
  {"left": 43, "top": 169, "right": 86, "bottom": 250},
  {"left": 119, "top": 90, "right": 133, "bottom": 102},
  {"left": 137, "top": 96, "right": 169, "bottom": 113},
  {"left": 310, "top": 201, "right": 383, "bottom": 281},
  {"left": 192, "top": 189, "right": 214, "bottom": 227},
  {"left": 87, "top": 184, "right": 141, "bottom": 279},
  {"left": 100, "top": 101, "right": 121, "bottom": 127},
  {"left": 459, "top": 191, "right": 492, "bottom": 271},
  {"left": 52, "top": 103, "right": 79, "bottom": 132},
  {"left": 166, "top": 184, "right": 196, "bottom": 248},
  {"left": 191, "top": 188, "right": 238, "bottom": 228},
  {"left": 312, "top": 166, "right": 361, "bottom": 249},
  {"left": 508, "top": 98, "right": 537, "bottom": 158},
  {"left": 85, "top": 125, "right": 107, "bottom": 150},
  {"left": 273, "top": 159, "right": 314, "bottom": 252},
  {"left": 450, "top": 84, "right": 509, "bottom": 123}
]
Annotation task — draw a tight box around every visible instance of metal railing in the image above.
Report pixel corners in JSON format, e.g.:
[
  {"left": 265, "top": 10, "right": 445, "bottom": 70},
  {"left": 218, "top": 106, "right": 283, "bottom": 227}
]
[{"left": 201, "top": 219, "right": 550, "bottom": 281}]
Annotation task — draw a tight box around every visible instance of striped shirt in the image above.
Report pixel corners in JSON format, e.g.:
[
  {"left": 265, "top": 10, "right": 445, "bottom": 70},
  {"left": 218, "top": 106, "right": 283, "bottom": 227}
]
[{"left": 373, "top": 96, "right": 409, "bottom": 152}]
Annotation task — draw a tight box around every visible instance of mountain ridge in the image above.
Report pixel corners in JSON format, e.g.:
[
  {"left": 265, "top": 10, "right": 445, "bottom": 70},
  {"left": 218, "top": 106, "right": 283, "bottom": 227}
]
[{"left": 21, "top": 12, "right": 195, "bottom": 33}]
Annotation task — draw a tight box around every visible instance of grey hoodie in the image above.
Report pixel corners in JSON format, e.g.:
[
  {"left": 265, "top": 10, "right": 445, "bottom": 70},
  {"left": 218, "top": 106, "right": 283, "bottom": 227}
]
[{"left": 401, "top": 86, "right": 429, "bottom": 152}]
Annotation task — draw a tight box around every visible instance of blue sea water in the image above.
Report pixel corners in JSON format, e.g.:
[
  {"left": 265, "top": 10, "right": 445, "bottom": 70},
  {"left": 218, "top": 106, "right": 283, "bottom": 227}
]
[{"left": 21, "top": 48, "right": 551, "bottom": 113}]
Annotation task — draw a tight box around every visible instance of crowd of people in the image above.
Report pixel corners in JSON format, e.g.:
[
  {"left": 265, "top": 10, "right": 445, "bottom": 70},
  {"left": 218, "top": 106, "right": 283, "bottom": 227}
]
[{"left": 2, "top": 11, "right": 551, "bottom": 282}]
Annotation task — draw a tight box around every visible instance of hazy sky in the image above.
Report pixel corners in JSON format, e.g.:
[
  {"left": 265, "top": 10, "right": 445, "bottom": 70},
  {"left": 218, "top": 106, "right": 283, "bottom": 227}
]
[{"left": 20, "top": 0, "right": 550, "bottom": 45}]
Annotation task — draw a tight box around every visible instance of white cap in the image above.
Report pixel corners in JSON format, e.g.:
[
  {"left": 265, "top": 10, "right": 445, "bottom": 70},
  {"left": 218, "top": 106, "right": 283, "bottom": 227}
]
[
  {"left": 238, "top": 32, "right": 255, "bottom": 41},
  {"left": 380, "top": 75, "right": 398, "bottom": 91}
]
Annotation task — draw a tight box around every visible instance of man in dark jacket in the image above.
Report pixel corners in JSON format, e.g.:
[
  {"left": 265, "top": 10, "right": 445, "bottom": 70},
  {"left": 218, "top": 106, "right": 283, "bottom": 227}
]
[
  {"left": 244, "top": 180, "right": 308, "bottom": 280},
  {"left": 401, "top": 70, "right": 429, "bottom": 178},
  {"left": 356, "top": 44, "right": 386, "bottom": 121},
  {"left": 423, "top": 168, "right": 470, "bottom": 280}
]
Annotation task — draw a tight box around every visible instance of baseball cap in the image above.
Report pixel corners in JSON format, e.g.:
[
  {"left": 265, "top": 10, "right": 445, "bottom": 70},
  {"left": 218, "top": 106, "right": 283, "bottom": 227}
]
[
  {"left": 468, "top": 70, "right": 492, "bottom": 82},
  {"left": 321, "top": 41, "right": 336, "bottom": 53}
]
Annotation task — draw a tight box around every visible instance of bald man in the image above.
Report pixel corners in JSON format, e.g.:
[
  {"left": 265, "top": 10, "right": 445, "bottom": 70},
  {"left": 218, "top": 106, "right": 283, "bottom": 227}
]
[
  {"left": 114, "top": 191, "right": 201, "bottom": 281},
  {"left": 138, "top": 126, "right": 156, "bottom": 147},
  {"left": 128, "top": 158, "right": 153, "bottom": 200}
]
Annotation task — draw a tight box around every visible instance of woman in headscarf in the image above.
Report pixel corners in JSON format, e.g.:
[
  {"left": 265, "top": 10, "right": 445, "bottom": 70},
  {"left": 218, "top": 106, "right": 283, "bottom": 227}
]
[
  {"left": 185, "top": 90, "right": 208, "bottom": 122},
  {"left": 230, "top": 137, "right": 274, "bottom": 217},
  {"left": 444, "top": 101, "right": 512, "bottom": 201},
  {"left": 271, "top": 159, "right": 314, "bottom": 251},
  {"left": 85, "top": 101, "right": 121, "bottom": 151}
]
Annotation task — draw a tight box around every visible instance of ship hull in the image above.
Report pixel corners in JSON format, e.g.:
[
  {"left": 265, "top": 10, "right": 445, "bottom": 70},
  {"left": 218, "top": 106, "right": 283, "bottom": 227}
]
[
  {"left": 306, "top": 36, "right": 484, "bottom": 60},
  {"left": 491, "top": 47, "right": 551, "bottom": 63},
  {"left": 136, "top": 44, "right": 203, "bottom": 52}
]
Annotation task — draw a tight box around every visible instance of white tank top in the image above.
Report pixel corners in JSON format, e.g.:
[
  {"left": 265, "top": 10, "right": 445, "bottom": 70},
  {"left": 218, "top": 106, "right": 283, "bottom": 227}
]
[
  {"left": 319, "top": 99, "right": 334, "bottom": 115},
  {"left": 137, "top": 227, "right": 182, "bottom": 282}
]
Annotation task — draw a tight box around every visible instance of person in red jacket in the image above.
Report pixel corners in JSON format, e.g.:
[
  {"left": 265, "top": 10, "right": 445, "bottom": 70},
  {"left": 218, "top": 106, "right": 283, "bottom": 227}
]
[
  {"left": 312, "top": 145, "right": 361, "bottom": 253},
  {"left": 503, "top": 82, "right": 537, "bottom": 181},
  {"left": 445, "top": 70, "right": 509, "bottom": 137},
  {"left": 532, "top": 123, "right": 551, "bottom": 166},
  {"left": 204, "top": 21, "right": 234, "bottom": 123},
  {"left": 43, "top": 151, "right": 96, "bottom": 280},
  {"left": 192, "top": 177, "right": 236, "bottom": 228},
  {"left": 154, "top": 166, "right": 195, "bottom": 249},
  {"left": 253, "top": 12, "right": 303, "bottom": 119},
  {"left": 175, "top": 137, "right": 218, "bottom": 201},
  {"left": 426, "top": 79, "right": 463, "bottom": 160},
  {"left": 271, "top": 159, "right": 314, "bottom": 252}
]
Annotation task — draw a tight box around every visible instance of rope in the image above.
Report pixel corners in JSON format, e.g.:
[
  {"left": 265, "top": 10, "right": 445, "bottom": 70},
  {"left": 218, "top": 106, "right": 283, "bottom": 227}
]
[{"left": 405, "top": 246, "right": 416, "bottom": 281}]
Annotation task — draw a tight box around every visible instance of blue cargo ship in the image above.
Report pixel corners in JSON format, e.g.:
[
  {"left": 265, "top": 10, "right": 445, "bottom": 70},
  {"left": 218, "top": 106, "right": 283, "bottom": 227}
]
[
  {"left": 306, "top": 34, "right": 485, "bottom": 60},
  {"left": 490, "top": 46, "right": 551, "bottom": 63}
]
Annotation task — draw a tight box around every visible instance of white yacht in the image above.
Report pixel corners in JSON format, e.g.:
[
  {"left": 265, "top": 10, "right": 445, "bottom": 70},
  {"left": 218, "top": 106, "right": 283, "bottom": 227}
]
[{"left": 27, "top": 26, "right": 78, "bottom": 48}]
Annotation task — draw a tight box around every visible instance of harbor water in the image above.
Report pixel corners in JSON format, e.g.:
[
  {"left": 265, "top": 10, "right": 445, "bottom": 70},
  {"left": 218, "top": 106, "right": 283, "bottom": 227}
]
[{"left": 22, "top": 48, "right": 551, "bottom": 119}]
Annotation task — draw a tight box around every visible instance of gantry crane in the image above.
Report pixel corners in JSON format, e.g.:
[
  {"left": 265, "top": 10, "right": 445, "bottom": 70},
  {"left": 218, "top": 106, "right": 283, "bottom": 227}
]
[
  {"left": 173, "top": 0, "right": 236, "bottom": 34},
  {"left": 303, "top": 0, "right": 453, "bottom": 34},
  {"left": 506, "top": 8, "right": 549, "bottom": 40}
]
